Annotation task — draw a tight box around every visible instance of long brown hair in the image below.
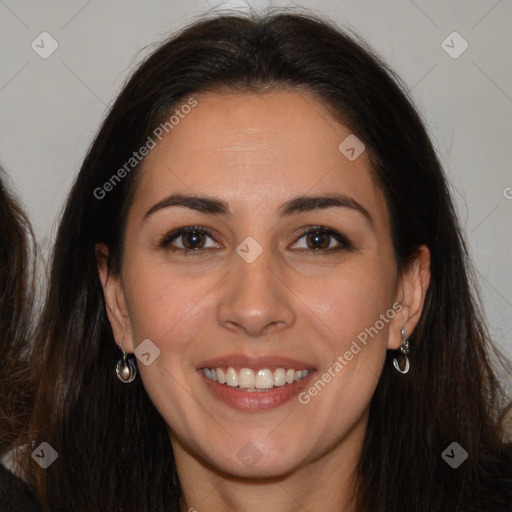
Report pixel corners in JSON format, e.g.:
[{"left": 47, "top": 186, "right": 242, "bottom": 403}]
[
  {"left": 18, "top": 9, "right": 512, "bottom": 511},
  {"left": 0, "top": 169, "right": 35, "bottom": 459}
]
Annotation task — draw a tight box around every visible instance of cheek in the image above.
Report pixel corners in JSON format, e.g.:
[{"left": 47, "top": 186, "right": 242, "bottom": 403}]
[
  {"left": 121, "top": 260, "right": 209, "bottom": 413},
  {"left": 297, "top": 263, "right": 395, "bottom": 425},
  {"left": 304, "top": 257, "right": 396, "bottom": 348},
  {"left": 122, "top": 259, "right": 206, "bottom": 348}
]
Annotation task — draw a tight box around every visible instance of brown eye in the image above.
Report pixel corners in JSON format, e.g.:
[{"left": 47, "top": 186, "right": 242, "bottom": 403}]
[
  {"left": 181, "top": 231, "right": 206, "bottom": 249},
  {"left": 292, "top": 227, "right": 352, "bottom": 253},
  {"left": 305, "top": 231, "right": 331, "bottom": 250},
  {"left": 159, "top": 226, "right": 220, "bottom": 254}
]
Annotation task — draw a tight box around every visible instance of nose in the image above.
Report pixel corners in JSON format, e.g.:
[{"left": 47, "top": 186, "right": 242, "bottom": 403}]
[{"left": 217, "top": 243, "right": 296, "bottom": 338}]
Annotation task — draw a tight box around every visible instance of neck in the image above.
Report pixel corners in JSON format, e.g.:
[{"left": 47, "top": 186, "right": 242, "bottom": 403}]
[{"left": 173, "top": 410, "right": 367, "bottom": 512}]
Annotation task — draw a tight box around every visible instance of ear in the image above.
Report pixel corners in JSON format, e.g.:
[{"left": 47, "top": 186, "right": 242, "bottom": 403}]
[
  {"left": 95, "top": 243, "right": 135, "bottom": 353},
  {"left": 387, "top": 244, "right": 431, "bottom": 350}
]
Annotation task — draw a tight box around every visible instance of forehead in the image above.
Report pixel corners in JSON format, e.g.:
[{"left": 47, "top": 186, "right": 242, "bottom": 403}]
[{"left": 129, "top": 90, "right": 388, "bottom": 227}]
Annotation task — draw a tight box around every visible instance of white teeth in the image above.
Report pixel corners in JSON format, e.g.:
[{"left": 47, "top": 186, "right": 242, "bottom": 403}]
[
  {"left": 203, "top": 366, "right": 310, "bottom": 389},
  {"left": 216, "top": 368, "right": 226, "bottom": 384},
  {"left": 238, "top": 368, "right": 255, "bottom": 389},
  {"left": 225, "top": 367, "right": 238, "bottom": 387},
  {"left": 255, "top": 369, "right": 273, "bottom": 389},
  {"left": 273, "top": 368, "right": 286, "bottom": 387}
]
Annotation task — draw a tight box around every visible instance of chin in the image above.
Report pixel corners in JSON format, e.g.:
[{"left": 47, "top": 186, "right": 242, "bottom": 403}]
[{"left": 196, "top": 436, "right": 312, "bottom": 480}]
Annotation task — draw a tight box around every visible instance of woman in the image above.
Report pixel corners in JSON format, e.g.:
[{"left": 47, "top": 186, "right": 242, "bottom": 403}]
[
  {"left": 14, "top": 10, "right": 512, "bottom": 512},
  {"left": 0, "top": 169, "right": 40, "bottom": 510}
]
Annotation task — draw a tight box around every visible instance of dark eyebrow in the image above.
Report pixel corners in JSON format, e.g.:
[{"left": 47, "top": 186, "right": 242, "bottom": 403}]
[
  {"left": 144, "top": 193, "right": 230, "bottom": 219},
  {"left": 279, "top": 194, "right": 373, "bottom": 225},
  {"left": 144, "top": 192, "right": 373, "bottom": 225}
]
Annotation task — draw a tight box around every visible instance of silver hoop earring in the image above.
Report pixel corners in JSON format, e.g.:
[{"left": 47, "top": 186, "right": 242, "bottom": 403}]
[
  {"left": 392, "top": 327, "right": 411, "bottom": 374},
  {"left": 116, "top": 337, "right": 138, "bottom": 383}
]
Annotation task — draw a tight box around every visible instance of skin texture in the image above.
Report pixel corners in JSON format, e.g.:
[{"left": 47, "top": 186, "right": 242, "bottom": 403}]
[{"left": 96, "top": 90, "right": 430, "bottom": 512}]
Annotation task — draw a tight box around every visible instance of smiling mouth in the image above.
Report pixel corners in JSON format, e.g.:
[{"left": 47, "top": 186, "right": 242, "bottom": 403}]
[{"left": 202, "top": 366, "right": 311, "bottom": 391}]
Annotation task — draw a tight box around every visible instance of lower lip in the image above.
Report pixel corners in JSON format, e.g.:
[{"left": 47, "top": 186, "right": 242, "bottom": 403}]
[{"left": 199, "top": 371, "right": 315, "bottom": 411}]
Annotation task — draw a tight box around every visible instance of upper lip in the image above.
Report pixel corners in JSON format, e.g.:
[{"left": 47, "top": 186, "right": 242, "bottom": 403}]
[{"left": 197, "top": 354, "right": 315, "bottom": 371}]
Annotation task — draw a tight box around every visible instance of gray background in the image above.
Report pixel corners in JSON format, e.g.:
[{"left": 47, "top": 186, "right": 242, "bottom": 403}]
[{"left": 1, "top": 0, "right": 511, "bottom": 358}]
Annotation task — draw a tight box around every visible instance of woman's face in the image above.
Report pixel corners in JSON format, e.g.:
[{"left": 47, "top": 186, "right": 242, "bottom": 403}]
[{"left": 100, "top": 90, "right": 427, "bottom": 478}]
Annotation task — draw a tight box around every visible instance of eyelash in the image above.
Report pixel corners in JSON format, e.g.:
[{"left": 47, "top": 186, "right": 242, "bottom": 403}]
[{"left": 158, "top": 225, "right": 353, "bottom": 256}]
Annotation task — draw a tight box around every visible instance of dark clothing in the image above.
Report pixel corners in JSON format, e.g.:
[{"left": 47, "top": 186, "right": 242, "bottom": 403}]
[{"left": 0, "top": 464, "right": 39, "bottom": 511}]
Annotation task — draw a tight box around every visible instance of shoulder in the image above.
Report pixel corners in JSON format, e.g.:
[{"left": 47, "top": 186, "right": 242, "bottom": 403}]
[{"left": 0, "top": 463, "right": 40, "bottom": 511}]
